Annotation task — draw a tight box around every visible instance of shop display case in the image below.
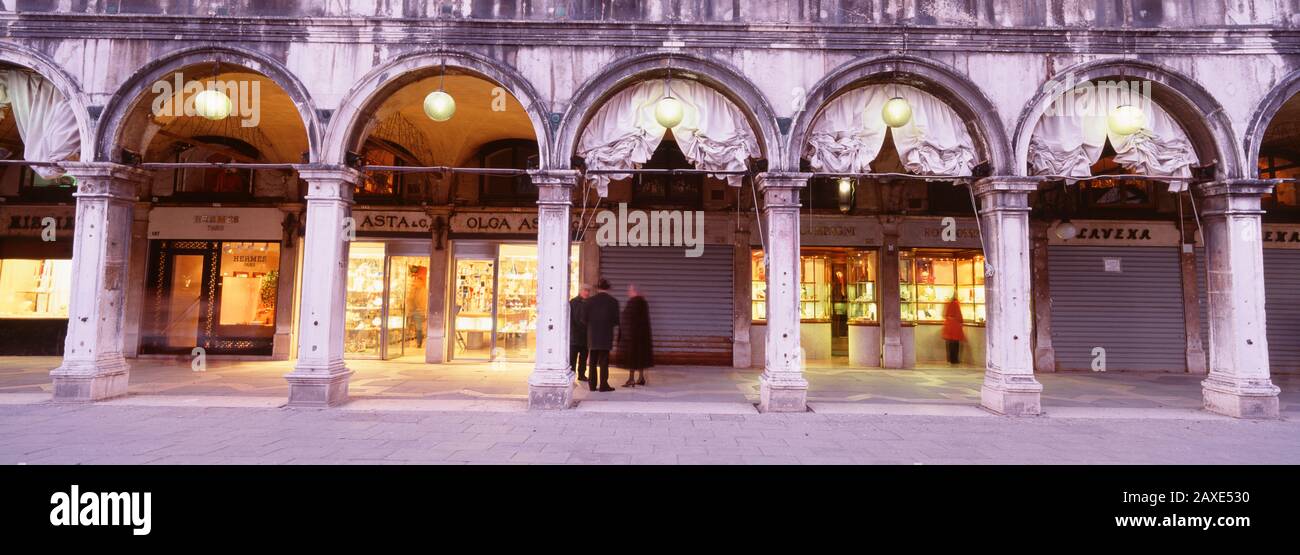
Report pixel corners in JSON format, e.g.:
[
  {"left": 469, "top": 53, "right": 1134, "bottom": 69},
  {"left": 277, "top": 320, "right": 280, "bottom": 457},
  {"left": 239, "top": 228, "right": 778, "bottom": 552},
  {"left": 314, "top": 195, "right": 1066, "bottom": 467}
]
[
  {"left": 345, "top": 242, "right": 387, "bottom": 357},
  {"left": 900, "top": 250, "right": 985, "bottom": 324},
  {"left": 799, "top": 255, "right": 830, "bottom": 321},
  {"left": 846, "top": 250, "right": 878, "bottom": 323},
  {"left": 750, "top": 250, "right": 766, "bottom": 322},
  {"left": 496, "top": 245, "right": 540, "bottom": 357}
]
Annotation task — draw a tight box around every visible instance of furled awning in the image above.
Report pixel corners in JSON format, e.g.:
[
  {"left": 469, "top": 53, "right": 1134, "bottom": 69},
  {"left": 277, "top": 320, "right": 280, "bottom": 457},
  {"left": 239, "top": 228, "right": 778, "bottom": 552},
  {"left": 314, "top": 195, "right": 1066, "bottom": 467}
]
[
  {"left": 804, "top": 84, "right": 977, "bottom": 177},
  {"left": 1029, "top": 90, "right": 1198, "bottom": 192},
  {"left": 577, "top": 79, "right": 759, "bottom": 196},
  {"left": 0, "top": 70, "right": 80, "bottom": 179}
]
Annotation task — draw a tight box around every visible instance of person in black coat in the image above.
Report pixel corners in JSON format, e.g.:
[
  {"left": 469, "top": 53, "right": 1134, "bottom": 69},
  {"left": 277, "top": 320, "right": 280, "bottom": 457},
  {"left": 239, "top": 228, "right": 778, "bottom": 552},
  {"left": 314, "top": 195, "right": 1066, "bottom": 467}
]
[
  {"left": 619, "top": 284, "right": 654, "bottom": 387},
  {"left": 583, "top": 278, "right": 620, "bottom": 392},
  {"left": 569, "top": 284, "right": 591, "bottom": 382}
]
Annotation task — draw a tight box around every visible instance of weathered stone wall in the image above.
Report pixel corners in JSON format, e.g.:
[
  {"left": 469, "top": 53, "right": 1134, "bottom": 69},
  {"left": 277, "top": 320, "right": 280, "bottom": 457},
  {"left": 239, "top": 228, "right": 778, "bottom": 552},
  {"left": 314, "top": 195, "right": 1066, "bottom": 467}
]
[
  {"left": 1, "top": 3, "right": 1299, "bottom": 175},
  {"left": 1, "top": 1, "right": 1295, "bottom": 27}
]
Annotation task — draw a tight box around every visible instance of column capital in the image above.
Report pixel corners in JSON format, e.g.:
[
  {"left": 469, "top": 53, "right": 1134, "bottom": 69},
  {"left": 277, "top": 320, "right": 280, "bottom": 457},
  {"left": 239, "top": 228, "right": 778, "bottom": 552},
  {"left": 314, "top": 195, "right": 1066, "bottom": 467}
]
[
  {"left": 296, "top": 165, "right": 359, "bottom": 203},
  {"left": 530, "top": 169, "right": 580, "bottom": 188},
  {"left": 63, "top": 162, "right": 151, "bottom": 201},
  {"left": 972, "top": 176, "right": 1039, "bottom": 197},
  {"left": 755, "top": 172, "right": 812, "bottom": 191},
  {"left": 1195, "top": 178, "right": 1276, "bottom": 198}
]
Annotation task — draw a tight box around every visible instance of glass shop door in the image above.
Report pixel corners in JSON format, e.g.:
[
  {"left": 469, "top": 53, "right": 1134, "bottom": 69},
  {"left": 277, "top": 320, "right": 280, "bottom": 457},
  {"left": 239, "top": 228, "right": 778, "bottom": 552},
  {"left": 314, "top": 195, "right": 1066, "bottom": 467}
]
[{"left": 452, "top": 257, "right": 496, "bottom": 360}]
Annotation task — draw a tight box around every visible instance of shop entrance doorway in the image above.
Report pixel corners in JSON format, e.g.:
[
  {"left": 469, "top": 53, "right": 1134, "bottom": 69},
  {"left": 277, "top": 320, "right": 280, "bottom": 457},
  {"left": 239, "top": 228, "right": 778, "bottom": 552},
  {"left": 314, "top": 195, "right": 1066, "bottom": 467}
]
[
  {"left": 344, "top": 242, "right": 430, "bottom": 361},
  {"left": 142, "top": 240, "right": 283, "bottom": 356},
  {"left": 450, "top": 242, "right": 580, "bottom": 362}
]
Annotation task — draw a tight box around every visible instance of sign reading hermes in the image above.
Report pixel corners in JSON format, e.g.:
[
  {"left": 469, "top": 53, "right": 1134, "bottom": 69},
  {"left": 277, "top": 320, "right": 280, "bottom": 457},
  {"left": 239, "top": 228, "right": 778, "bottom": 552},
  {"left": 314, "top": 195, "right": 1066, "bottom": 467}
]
[{"left": 148, "top": 207, "right": 285, "bottom": 240}]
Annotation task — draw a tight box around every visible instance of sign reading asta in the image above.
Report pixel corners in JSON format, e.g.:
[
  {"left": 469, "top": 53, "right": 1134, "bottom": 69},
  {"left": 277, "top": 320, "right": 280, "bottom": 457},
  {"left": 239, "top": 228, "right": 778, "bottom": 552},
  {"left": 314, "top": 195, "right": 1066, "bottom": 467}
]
[
  {"left": 355, "top": 210, "right": 431, "bottom": 235},
  {"left": 0, "top": 205, "right": 75, "bottom": 238}
]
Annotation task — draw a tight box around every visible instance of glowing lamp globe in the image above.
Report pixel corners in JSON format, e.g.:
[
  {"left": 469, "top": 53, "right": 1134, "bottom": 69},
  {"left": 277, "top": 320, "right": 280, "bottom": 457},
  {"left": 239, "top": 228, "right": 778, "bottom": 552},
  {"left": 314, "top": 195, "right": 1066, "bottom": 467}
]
[
  {"left": 423, "top": 90, "right": 456, "bottom": 122},
  {"left": 837, "top": 177, "right": 853, "bottom": 195},
  {"left": 1107, "top": 105, "right": 1146, "bottom": 136},
  {"left": 881, "top": 97, "right": 912, "bottom": 128},
  {"left": 193, "top": 90, "right": 233, "bottom": 120},
  {"left": 1054, "top": 221, "right": 1078, "bottom": 241},
  {"left": 655, "top": 96, "right": 685, "bottom": 128}
]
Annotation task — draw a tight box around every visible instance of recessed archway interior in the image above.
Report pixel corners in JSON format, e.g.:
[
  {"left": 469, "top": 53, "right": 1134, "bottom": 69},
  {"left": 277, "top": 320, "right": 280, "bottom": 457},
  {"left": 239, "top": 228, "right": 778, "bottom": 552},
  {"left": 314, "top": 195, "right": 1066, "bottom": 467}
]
[
  {"left": 573, "top": 71, "right": 765, "bottom": 210},
  {"left": 115, "top": 64, "right": 309, "bottom": 198},
  {"left": 0, "top": 62, "right": 82, "bottom": 191},
  {"left": 350, "top": 68, "right": 537, "bottom": 203},
  {"left": 799, "top": 75, "right": 985, "bottom": 215},
  {"left": 1257, "top": 92, "right": 1300, "bottom": 212}
]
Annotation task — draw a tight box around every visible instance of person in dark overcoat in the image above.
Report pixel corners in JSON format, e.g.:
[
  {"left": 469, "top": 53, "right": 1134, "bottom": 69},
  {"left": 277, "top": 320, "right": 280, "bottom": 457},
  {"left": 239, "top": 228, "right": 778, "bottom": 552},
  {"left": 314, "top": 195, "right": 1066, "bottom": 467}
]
[
  {"left": 619, "top": 284, "right": 654, "bottom": 387},
  {"left": 569, "top": 284, "right": 591, "bottom": 382},
  {"left": 583, "top": 278, "right": 620, "bottom": 392}
]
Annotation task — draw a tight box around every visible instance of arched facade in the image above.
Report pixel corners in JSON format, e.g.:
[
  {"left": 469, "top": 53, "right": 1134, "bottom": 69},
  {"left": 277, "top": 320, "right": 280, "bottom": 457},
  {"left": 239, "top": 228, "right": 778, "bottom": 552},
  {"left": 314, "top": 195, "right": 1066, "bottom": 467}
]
[
  {"left": 1013, "top": 59, "right": 1239, "bottom": 179},
  {"left": 785, "top": 55, "right": 1013, "bottom": 175},
  {"left": 0, "top": 41, "right": 96, "bottom": 162},
  {"left": 553, "top": 52, "right": 782, "bottom": 171},
  {"left": 94, "top": 45, "right": 323, "bottom": 163},
  {"left": 322, "top": 49, "right": 552, "bottom": 169}
]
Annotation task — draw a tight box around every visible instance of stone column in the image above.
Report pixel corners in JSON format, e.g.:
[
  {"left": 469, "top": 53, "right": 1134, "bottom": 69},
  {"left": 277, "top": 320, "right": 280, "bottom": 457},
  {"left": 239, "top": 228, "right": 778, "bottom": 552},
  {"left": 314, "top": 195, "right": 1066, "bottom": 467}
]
[
  {"left": 733, "top": 223, "right": 752, "bottom": 368},
  {"left": 51, "top": 163, "right": 150, "bottom": 402},
  {"left": 1179, "top": 245, "right": 1207, "bottom": 374},
  {"left": 973, "top": 177, "right": 1042, "bottom": 416},
  {"left": 1029, "top": 221, "right": 1056, "bottom": 373},
  {"left": 757, "top": 172, "right": 810, "bottom": 412},
  {"left": 121, "top": 200, "right": 152, "bottom": 358},
  {"left": 425, "top": 209, "right": 450, "bottom": 364},
  {"left": 879, "top": 217, "right": 905, "bottom": 368},
  {"left": 285, "top": 167, "right": 358, "bottom": 407},
  {"left": 1197, "top": 180, "right": 1280, "bottom": 419},
  {"left": 528, "top": 170, "right": 578, "bottom": 409}
]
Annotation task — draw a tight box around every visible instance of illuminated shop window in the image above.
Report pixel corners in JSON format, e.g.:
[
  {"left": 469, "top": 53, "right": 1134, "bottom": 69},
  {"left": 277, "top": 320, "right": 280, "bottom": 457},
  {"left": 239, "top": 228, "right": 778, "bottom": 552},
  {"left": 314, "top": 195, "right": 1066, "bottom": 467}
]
[
  {"left": 0, "top": 258, "right": 71, "bottom": 318},
  {"left": 217, "top": 242, "right": 280, "bottom": 327},
  {"left": 1259, "top": 154, "right": 1300, "bottom": 209},
  {"left": 900, "top": 249, "right": 985, "bottom": 324},
  {"left": 800, "top": 255, "right": 830, "bottom": 321},
  {"left": 847, "top": 250, "right": 878, "bottom": 324}
]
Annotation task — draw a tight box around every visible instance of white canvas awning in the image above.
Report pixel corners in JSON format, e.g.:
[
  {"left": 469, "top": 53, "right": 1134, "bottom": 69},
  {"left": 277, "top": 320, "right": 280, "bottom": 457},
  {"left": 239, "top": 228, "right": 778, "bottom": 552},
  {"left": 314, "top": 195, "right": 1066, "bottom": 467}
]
[
  {"left": 577, "top": 79, "right": 760, "bottom": 196},
  {"left": 1028, "top": 87, "right": 1197, "bottom": 192},
  {"left": 0, "top": 70, "right": 80, "bottom": 179},
  {"left": 804, "top": 84, "right": 977, "bottom": 177}
]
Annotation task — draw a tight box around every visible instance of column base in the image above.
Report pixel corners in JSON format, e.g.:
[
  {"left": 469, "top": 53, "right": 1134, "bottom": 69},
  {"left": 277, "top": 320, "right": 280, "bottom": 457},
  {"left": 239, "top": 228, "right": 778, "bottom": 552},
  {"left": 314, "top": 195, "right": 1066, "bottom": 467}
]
[
  {"left": 980, "top": 370, "right": 1042, "bottom": 416},
  {"left": 528, "top": 368, "right": 575, "bottom": 410},
  {"left": 1202, "top": 376, "right": 1280, "bottom": 419},
  {"left": 285, "top": 363, "right": 352, "bottom": 407},
  {"left": 50, "top": 358, "right": 130, "bottom": 402},
  {"left": 758, "top": 372, "right": 807, "bottom": 412}
]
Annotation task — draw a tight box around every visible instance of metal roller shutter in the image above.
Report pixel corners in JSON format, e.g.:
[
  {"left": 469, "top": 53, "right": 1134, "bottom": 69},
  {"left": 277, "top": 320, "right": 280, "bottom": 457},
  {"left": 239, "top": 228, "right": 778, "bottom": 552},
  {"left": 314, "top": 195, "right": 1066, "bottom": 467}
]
[
  {"left": 599, "top": 245, "right": 734, "bottom": 366},
  {"left": 1197, "top": 248, "right": 1300, "bottom": 373},
  {"left": 1049, "top": 246, "right": 1187, "bottom": 371}
]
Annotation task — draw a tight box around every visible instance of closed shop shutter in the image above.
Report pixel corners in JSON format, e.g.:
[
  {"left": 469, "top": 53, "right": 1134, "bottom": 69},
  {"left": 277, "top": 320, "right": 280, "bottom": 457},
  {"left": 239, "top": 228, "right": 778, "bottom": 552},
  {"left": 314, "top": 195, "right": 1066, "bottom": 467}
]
[
  {"left": 599, "top": 245, "right": 734, "bottom": 365},
  {"left": 1049, "top": 246, "right": 1187, "bottom": 371},
  {"left": 1197, "top": 248, "right": 1300, "bottom": 373}
]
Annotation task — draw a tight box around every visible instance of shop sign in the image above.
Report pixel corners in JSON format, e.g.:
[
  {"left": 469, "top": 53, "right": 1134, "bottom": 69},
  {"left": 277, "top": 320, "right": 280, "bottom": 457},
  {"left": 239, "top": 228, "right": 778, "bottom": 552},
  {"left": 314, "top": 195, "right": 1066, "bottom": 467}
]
[
  {"left": 1263, "top": 225, "right": 1300, "bottom": 249},
  {"left": 899, "top": 218, "right": 982, "bottom": 248},
  {"left": 355, "top": 210, "right": 431, "bottom": 235},
  {"left": 451, "top": 212, "right": 540, "bottom": 234},
  {"left": 800, "top": 218, "right": 882, "bottom": 247},
  {"left": 1050, "top": 220, "right": 1180, "bottom": 247},
  {"left": 0, "top": 205, "right": 75, "bottom": 239},
  {"left": 147, "top": 207, "right": 285, "bottom": 241}
]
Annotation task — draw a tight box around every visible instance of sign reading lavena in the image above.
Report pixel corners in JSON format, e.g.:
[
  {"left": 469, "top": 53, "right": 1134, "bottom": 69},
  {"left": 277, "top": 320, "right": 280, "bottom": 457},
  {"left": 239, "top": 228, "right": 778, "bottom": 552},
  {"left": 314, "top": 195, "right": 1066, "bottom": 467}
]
[
  {"left": 1049, "top": 220, "right": 1181, "bottom": 247},
  {"left": 148, "top": 207, "right": 285, "bottom": 240},
  {"left": 1263, "top": 224, "right": 1300, "bottom": 249}
]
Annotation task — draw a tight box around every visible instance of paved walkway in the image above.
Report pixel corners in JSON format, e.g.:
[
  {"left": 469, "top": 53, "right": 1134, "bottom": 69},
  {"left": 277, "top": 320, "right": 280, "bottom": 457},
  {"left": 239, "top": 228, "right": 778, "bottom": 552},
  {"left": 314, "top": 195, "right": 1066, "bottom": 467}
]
[
  {"left": 2, "top": 402, "right": 1297, "bottom": 465},
  {"left": 2, "top": 356, "right": 1299, "bottom": 414}
]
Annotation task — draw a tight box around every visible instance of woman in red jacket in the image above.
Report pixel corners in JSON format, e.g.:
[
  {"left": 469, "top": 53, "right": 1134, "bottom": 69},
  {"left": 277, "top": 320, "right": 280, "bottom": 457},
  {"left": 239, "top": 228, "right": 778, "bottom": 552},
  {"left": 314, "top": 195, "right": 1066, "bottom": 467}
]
[{"left": 942, "top": 296, "right": 965, "bottom": 365}]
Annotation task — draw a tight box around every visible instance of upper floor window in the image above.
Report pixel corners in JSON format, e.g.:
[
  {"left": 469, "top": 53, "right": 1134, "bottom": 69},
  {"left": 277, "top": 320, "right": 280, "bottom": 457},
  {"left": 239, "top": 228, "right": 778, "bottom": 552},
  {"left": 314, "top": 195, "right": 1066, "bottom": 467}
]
[
  {"left": 478, "top": 139, "right": 539, "bottom": 206},
  {"left": 170, "top": 140, "right": 257, "bottom": 200},
  {"left": 17, "top": 166, "right": 76, "bottom": 200},
  {"left": 628, "top": 133, "right": 704, "bottom": 209},
  {"left": 1259, "top": 153, "right": 1299, "bottom": 211},
  {"left": 355, "top": 140, "right": 431, "bottom": 203},
  {"left": 1082, "top": 143, "right": 1156, "bottom": 210}
]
